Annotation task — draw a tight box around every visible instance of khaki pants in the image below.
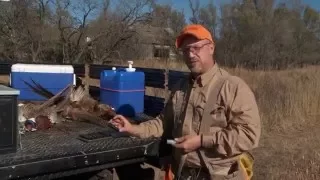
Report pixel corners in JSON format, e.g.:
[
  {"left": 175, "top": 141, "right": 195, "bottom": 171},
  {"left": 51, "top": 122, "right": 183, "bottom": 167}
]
[
  {"left": 177, "top": 163, "right": 247, "bottom": 180},
  {"left": 178, "top": 167, "right": 210, "bottom": 180}
]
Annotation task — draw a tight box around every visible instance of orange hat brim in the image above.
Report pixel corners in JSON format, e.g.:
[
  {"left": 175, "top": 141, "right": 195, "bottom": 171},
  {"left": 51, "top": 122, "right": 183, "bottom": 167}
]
[
  {"left": 175, "top": 32, "right": 213, "bottom": 48},
  {"left": 175, "top": 33, "right": 195, "bottom": 49}
]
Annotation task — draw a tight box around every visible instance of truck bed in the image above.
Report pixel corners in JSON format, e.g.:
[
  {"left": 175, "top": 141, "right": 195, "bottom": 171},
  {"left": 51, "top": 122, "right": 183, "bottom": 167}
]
[{"left": 0, "top": 114, "right": 161, "bottom": 180}]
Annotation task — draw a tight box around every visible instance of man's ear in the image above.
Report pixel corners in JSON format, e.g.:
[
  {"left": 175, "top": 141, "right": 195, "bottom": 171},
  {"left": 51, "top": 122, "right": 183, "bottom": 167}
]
[{"left": 209, "top": 43, "right": 215, "bottom": 56}]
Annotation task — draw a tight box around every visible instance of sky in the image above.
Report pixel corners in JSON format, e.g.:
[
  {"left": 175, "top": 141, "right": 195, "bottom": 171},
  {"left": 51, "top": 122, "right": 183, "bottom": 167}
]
[
  {"left": 157, "top": 0, "right": 227, "bottom": 22},
  {"left": 42, "top": 0, "right": 320, "bottom": 25},
  {"left": 157, "top": 0, "right": 320, "bottom": 22},
  {"left": 303, "top": 0, "right": 320, "bottom": 9}
]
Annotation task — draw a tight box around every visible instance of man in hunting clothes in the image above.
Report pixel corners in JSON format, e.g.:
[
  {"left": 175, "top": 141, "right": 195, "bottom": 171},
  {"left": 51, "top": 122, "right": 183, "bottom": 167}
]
[{"left": 111, "top": 24, "right": 261, "bottom": 180}]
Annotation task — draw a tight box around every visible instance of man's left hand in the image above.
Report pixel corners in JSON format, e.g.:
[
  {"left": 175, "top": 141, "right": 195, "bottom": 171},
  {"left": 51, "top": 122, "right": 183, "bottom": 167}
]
[{"left": 172, "top": 135, "right": 201, "bottom": 154}]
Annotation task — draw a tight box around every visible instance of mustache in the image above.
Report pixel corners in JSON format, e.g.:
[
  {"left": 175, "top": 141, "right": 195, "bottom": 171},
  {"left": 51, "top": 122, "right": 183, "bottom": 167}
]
[{"left": 187, "top": 58, "right": 198, "bottom": 63}]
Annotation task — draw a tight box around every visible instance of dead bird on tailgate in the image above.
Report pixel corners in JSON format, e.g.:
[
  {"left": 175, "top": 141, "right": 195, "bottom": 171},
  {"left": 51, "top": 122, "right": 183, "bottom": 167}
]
[
  {"left": 18, "top": 85, "right": 71, "bottom": 132},
  {"left": 20, "top": 79, "right": 117, "bottom": 130}
]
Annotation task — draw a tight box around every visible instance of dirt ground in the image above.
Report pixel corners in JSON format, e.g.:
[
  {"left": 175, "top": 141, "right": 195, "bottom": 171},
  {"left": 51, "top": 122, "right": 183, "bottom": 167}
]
[{"left": 113, "top": 164, "right": 165, "bottom": 180}]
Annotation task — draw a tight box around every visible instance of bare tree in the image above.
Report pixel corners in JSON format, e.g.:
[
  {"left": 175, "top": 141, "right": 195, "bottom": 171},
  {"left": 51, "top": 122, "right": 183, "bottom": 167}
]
[
  {"left": 86, "top": 0, "right": 155, "bottom": 63},
  {"left": 0, "top": 0, "right": 320, "bottom": 69},
  {"left": 28, "top": 0, "right": 53, "bottom": 62},
  {"left": 149, "top": 3, "right": 186, "bottom": 40},
  {"left": 52, "top": 0, "right": 99, "bottom": 63},
  {"left": 188, "top": 0, "right": 200, "bottom": 24},
  {"left": 198, "top": 0, "right": 217, "bottom": 38},
  {"left": 50, "top": 0, "right": 155, "bottom": 64}
]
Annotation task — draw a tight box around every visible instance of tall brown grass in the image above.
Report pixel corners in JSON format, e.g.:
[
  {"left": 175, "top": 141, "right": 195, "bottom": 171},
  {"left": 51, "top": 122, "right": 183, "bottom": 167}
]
[
  {"left": 122, "top": 59, "right": 320, "bottom": 180},
  {"left": 225, "top": 66, "right": 320, "bottom": 180}
]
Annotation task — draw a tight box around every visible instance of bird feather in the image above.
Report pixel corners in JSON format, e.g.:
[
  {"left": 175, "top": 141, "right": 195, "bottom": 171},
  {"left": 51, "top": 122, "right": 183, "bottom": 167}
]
[
  {"left": 30, "top": 78, "right": 55, "bottom": 97},
  {"left": 37, "top": 84, "right": 73, "bottom": 111},
  {"left": 23, "top": 80, "right": 52, "bottom": 99}
]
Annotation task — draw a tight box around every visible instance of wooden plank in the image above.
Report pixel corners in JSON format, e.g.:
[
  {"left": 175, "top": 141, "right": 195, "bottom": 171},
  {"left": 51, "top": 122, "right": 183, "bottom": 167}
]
[
  {"left": 144, "top": 95, "right": 165, "bottom": 117},
  {"left": 0, "top": 63, "right": 12, "bottom": 75},
  {"left": 73, "top": 64, "right": 85, "bottom": 77},
  {"left": 168, "top": 70, "right": 189, "bottom": 91}
]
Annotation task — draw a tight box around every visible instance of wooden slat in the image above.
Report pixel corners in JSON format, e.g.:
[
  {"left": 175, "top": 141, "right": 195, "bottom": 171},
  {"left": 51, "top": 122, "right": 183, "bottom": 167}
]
[
  {"left": 73, "top": 64, "right": 85, "bottom": 77},
  {"left": 0, "top": 63, "right": 12, "bottom": 75},
  {"left": 168, "top": 70, "right": 189, "bottom": 91},
  {"left": 143, "top": 95, "right": 165, "bottom": 117},
  {"left": 89, "top": 64, "right": 112, "bottom": 78}
]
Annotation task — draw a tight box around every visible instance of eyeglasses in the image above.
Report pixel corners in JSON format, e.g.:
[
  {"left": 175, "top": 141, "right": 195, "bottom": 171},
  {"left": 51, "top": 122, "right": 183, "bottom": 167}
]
[{"left": 179, "top": 42, "right": 212, "bottom": 55}]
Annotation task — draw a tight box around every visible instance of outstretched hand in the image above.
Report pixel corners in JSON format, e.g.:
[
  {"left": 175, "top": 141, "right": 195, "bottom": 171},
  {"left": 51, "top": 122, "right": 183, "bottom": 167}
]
[
  {"left": 109, "top": 115, "right": 132, "bottom": 132},
  {"left": 109, "top": 115, "right": 140, "bottom": 136}
]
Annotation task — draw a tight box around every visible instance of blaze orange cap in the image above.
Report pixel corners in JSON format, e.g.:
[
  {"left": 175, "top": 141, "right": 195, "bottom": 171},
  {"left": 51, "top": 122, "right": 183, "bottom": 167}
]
[{"left": 175, "top": 24, "right": 213, "bottom": 48}]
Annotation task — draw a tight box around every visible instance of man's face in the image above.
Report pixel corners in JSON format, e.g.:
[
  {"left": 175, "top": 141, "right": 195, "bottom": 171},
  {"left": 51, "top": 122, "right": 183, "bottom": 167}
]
[{"left": 179, "top": 36, "right": 215, "bottom": 75}]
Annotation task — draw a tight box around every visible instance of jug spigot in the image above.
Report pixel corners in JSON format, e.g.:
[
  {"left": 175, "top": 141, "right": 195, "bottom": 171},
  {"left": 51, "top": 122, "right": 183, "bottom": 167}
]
[
  {"left": 128, "top": 61, "right": 133, "bottom": 69},
  {"left": 126, "top": 61, "right": 136, "bottom": 72}
]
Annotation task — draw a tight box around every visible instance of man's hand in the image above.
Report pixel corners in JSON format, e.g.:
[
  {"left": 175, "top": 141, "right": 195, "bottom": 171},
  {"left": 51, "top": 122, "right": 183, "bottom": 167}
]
[
  {"left": 109, "top": 115, "right": 138, "bottom": 136},
  {"left": 172, "top": 135, "right": 201, "bottom": 154}
]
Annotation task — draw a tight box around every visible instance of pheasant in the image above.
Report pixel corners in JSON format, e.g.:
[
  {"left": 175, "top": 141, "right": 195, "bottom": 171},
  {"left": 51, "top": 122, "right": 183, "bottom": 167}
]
[
  {"left": 20, "top": 79, "right": 117, "bottom": 130},
  {"left": 18, "top": 84, "right": 71, "bottom": 132}
]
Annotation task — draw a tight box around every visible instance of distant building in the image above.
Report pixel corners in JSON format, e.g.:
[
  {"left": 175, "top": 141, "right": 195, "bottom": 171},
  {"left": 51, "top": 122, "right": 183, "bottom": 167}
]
[{"left": 134, "top": 25, "right": 177, "bottom": 60}]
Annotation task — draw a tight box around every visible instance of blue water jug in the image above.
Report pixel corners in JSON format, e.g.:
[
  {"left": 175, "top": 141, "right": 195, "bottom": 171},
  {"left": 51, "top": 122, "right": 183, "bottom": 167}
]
[{"left": 100, "top": 61, "right": 145, "bottom": 117}]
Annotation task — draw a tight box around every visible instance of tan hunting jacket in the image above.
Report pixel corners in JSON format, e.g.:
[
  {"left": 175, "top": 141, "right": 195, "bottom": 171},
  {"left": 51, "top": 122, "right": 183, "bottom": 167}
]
[{"left": 134, "top": 63, "right": 261, "bottom": 176}]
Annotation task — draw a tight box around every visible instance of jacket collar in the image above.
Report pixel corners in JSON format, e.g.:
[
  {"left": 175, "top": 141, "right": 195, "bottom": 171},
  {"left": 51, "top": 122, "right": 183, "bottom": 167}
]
[{"left": 189, "top": 63, "right": 219, "bottom": 88}]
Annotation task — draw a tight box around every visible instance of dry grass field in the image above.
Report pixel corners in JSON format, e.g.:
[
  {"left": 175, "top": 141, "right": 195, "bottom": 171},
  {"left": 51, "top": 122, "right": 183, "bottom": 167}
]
[
  {"left": 2, "top": 59, "right": 320, "bottom": 180},
  {"left": 225, "top": 66, "right": 320, "bottom": 180}
]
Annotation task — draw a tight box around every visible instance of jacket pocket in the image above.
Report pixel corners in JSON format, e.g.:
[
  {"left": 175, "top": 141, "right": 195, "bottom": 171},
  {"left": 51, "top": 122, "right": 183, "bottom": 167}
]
[
  {"left": 223, "top": 160, "right": 247, "bottom": 180},
  {"left": 209, "top": 104, "right": 228, "bottom": 129}
]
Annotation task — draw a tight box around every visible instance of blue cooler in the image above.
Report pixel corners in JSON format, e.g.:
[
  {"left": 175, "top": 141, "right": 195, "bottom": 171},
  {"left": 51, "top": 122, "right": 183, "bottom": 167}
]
[
  {"left": 10, "top": 63, "right": 75, "bottom": 101},
  {"left": 100, "top": 61, "right": 145, "bottom": 117}
]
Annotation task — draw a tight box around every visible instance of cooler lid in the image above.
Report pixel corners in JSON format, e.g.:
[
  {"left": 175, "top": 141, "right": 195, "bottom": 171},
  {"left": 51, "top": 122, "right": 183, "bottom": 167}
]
[
  {"left": 0, "top": 85, "right": 20, "bottom": 95},
  {"left": 11, "top": 64, "right": 74, "bottom": 73}
]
